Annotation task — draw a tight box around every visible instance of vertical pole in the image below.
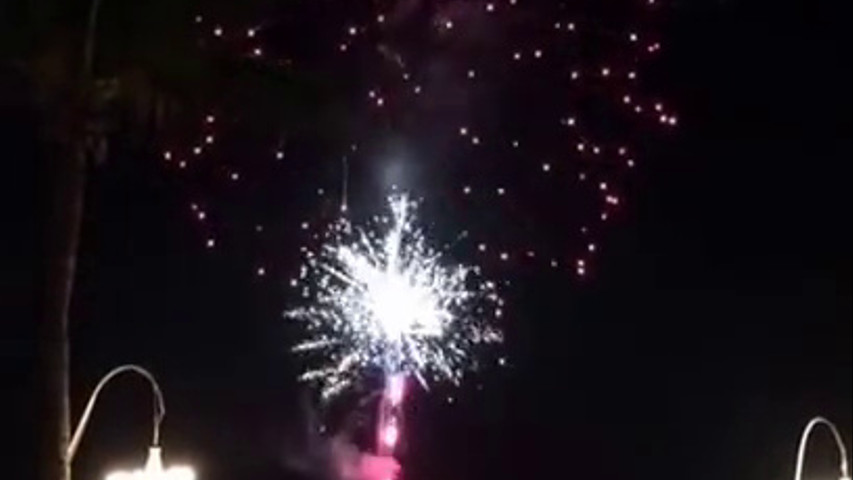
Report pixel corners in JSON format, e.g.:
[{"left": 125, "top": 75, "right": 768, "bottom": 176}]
[
  {"left": 41, "top": 0, "right": 104, "bottom": 477},
  {"left": 40, "top": 143, "right": 87, "bottom": 480}
]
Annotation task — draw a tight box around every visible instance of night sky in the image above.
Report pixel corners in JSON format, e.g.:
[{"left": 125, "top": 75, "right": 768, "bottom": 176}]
[{"left": 3, "top": 0, "right": 852, "bottom": 479}]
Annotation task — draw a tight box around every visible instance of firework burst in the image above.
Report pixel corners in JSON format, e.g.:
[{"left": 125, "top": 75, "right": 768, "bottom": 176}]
[{"left": 287, "top": 193, "right": 503, "bottom": 399}]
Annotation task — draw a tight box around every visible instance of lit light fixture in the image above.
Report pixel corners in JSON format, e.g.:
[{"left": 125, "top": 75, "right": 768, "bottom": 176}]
[
  {"left": 66, "top": 365, "right": 196, "bottom": 480},
  {"left": 794, "top": 416, "right": 850, "bottom": 480},
  {"left": 105, "top": 447, "right": 195, "bottom": 480}
]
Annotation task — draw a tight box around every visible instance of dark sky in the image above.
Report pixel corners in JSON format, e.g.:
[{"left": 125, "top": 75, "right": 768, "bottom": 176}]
[{"left": 3, "top": 0, "right": 851, "bottom": 479}]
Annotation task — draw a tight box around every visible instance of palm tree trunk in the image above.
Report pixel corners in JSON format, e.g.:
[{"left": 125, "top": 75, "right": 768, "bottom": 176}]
[{"left": 39, "top": 141, "right": 87, "bottom": 480}]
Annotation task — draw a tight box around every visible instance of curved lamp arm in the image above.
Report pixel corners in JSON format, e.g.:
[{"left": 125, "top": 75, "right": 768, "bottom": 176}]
[
  {"left": 795, "top": 416, "right": 850, "bottom": 480},
  {"left": 67, "top": 365, "right": 166, "bottom": 463}
]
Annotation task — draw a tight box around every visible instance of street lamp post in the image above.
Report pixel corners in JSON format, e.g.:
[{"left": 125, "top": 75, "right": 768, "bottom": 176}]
[
  {"left": 794, "top": 416, "right": 850, "bottom": 480},
  {"left": 68, "top": 365, "right": 195, "bottom": 480}
]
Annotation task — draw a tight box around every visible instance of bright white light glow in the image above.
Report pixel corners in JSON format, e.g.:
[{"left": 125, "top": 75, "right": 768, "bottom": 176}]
[
  {"left": 387, "top": 373, "right": 406, "bottom": 405},
  {"left": 105, "top": 447, "right": 195, "bottom": 480},
  {"left": 288, "top": 194, "right": 503, "bottom": 398},
  {"left": 383, "top": 423, "right": 399, "bottom": 448}
]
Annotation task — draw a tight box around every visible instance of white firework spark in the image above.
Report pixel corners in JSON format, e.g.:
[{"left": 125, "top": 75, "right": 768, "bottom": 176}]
[{"left": 287, "top": 193, "right": 503, "bottom": 399}]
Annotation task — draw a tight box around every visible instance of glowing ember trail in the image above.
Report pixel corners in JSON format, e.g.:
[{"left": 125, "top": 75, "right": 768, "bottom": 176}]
[{"left": 287, "top": 193, "right": 504, "bottom": 400}]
